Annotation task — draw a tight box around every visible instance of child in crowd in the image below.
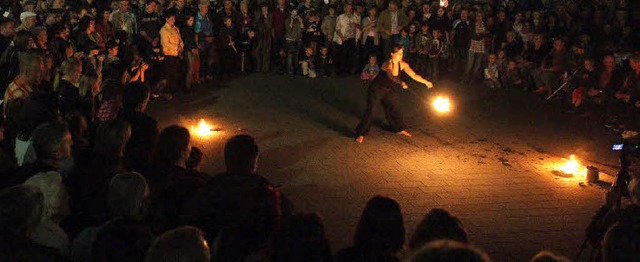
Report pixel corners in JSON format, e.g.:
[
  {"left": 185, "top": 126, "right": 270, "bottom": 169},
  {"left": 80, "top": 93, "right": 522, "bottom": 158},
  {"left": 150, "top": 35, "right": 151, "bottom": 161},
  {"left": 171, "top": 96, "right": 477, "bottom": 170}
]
[
  {"left": 239, "top": 27, "right": 257, "bottom": 73},
  {"left": 361, "top": 55, "right": 380, "bottom": 81},
  {"left": 398, "top": 27, "right": 411, "bottom": 59},
  {"left": 219, "top": 17, "right": 238, "bottom": 74},
  {"left": 503, "top": 59, "right": 523, "bottom": 90},
  {"left": 105, "top": 40, "right": 120, "bottom": 65},
  {"left": 428, "top": 29, "right": 445, "bottom": 81},
  {"left": 483, "top": 53, "right": 502, "bottom": 89},
  {"left": 299, "top": 46, "right": 316, "bottom": 78},
  {"left": 316, "top": 46, "right": 334, "bottom": 77}
]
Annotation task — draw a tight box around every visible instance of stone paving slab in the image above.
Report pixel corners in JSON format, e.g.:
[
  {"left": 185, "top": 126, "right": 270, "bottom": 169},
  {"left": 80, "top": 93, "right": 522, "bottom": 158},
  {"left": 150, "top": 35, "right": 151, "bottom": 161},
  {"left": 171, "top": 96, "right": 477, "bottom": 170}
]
[{"left": 149, "top": 74, "right": 613, "bottom": 261}]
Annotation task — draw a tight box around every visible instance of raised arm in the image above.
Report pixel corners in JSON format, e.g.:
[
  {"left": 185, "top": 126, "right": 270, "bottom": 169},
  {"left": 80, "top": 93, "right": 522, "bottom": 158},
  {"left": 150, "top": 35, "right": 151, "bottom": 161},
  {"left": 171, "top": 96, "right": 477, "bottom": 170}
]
[{"left": 401, "top": 61, "right": 433, "bottom": 88}]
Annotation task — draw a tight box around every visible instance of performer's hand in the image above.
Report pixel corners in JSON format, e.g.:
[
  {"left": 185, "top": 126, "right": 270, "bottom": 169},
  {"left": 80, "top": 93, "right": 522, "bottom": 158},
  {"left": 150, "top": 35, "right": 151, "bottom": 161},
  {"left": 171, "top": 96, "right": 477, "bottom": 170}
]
[
  {"left": 401, "top": 82, "right": 408, "bottom": 89},
  {"left": 425, "top": 81, "right": 434, "bottom": 89}
]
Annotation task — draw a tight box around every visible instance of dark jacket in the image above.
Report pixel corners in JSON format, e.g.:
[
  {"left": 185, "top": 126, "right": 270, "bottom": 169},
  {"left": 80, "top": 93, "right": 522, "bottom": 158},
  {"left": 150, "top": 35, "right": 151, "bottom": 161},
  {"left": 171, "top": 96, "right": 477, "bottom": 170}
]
[{"left": 119, "top": 109, "right": 158, "bottom": 172}]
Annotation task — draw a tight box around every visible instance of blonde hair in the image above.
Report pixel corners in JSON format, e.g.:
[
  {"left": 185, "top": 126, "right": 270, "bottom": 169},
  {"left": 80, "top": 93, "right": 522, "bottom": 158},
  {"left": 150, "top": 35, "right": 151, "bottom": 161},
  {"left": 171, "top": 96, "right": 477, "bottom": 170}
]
[{"left": 54, "top": 57, "right": 82, "bottom": 91}]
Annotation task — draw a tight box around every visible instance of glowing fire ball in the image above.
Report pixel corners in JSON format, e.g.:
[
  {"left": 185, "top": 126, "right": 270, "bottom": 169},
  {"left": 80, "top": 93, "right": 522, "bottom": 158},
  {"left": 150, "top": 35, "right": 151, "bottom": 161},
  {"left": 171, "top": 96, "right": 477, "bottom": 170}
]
[
  {"left": 190, "top": 119, "right": 216, "bottom": 138},
  {"left": 432, "top": 96, "right": 451, "bottom": 113}
]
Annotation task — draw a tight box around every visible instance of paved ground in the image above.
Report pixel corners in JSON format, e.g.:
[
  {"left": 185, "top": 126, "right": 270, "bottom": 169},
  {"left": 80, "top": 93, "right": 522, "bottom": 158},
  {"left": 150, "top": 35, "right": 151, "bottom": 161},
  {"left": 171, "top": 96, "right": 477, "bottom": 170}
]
[{"left": 148, "top": 72, "right": 623, "bottom": 261}]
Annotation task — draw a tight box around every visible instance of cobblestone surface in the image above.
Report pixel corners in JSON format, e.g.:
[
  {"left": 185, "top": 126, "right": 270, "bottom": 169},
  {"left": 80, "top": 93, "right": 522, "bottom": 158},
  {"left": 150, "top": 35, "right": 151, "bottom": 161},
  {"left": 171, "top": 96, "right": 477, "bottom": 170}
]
[{"left": 149, "top": 74, "right": 620, "bottom": 261}]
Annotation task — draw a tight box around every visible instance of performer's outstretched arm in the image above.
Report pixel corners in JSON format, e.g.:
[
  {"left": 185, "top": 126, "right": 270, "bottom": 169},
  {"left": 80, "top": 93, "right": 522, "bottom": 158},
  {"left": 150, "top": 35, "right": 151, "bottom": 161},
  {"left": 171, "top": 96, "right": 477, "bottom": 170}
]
[{"left": 400, "top": 61, "right": 434, "bottom": 88}]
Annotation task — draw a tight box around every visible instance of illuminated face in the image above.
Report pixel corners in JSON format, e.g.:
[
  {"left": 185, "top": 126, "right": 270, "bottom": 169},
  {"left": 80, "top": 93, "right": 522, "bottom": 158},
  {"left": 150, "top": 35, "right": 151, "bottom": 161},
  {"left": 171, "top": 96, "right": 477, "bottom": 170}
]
[
  {"left": 224, "top": 18, "right": 232, "bottom": 27},
  {"left": 305, "top": 48, "right": 313, "bottom": 56},
  {"left": 57, "top": 132, "right": 73, "bottom": 161},
  {"left": 146, "top": 2, "right": 157, "bottom": 13},
  {"left": 52, "top": 0, "right": 65, "bottom": 8},
  {"left": 166, "top": 16, "right": 175, "bottom": 26},
  {"left": 199, "top": 4, "right": 208, "bottom": 14},
  {"left": 320, "top": 48, "right": 328, "bottom": 55},
  {"left": 460, "top": 10, "right": 468, "bottom": 20},
  {"left": 488, "top": 54, "right": 496, "bottom": 63},
  {"left": 345, "top": 4, "right": 353, "bottom": 14},
  {"left": 389, "top": 3, "right": 398, "bottom": 12},
  {"left": 437, "top": 7, "right": 445, "bottom": 17},
  {"left": 603, "top": 56, "right": 615, "bottom": 69},
  {"left": 186, "top": 16, "right": 194, "bottom": 26},
  {"left": 120, "top": 1, "right": 130, "bottom": 12},
  {"left": 23, "top": 16, "right": 37, "bottom": 29},
  {"left": 391, "top": 48, "right": 403, "bottom": 61},
  {"left": 1, "top": 21, "right": 15, "bottom": 37},
  {"left": 369, "top": 56, "right": 376, "bottom": 65}
]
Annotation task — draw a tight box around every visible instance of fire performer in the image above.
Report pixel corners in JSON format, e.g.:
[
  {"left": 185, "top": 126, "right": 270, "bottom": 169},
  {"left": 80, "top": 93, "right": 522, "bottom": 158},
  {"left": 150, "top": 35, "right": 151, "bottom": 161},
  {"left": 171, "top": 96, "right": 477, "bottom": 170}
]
[{"left": 355, "top": 44, "right": 434, "bottom": 143}]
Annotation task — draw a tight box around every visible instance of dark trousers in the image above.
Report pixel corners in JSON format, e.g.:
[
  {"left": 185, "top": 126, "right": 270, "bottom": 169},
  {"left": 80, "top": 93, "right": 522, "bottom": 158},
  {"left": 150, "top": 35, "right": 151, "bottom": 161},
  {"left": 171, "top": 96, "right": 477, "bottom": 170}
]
[
  {"left": 337, "top": 39, "right": 357, "bottom": 74},
  {"left": 355, "top": 86, "right": 406, "bottom": 136},
  {"left": 164, "top": 55, "right": 180, "bottom": 93}
]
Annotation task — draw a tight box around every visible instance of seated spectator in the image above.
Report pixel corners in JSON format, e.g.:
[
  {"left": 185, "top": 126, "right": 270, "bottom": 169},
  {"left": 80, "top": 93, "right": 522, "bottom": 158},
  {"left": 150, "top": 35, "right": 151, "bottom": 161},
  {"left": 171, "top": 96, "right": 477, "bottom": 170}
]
[
  {"left": 409, "top": 208, "right": 468, "bottom": 251},
  {"left": 119, "top": 82, "right": 158, "bottom": 172},
  {"left": 23, "top": 171, "right": 70, "bottom": 256},
  {"left": 335, "top": 195, "right": 405, "bottom": 262},
  {"left": 483, "top": 53, "right": 502, "bottom": 89},
  {"left": 146, "top": 226, "right": 211, "bottom": 262},
  {"left": 503, "top": 60, "right": 523, "bottom": 90},
  {"left": 272, "top": 213, "right": 333, "bottom": 262},
  {"left": 299, "top": 46, "right": 316, "bottom": 78},
  {"left": 71, "top": 172, "right": 150, "bottom": 262},
  {"left": 92, "top": 218, "right": 154, "bottom": 262},
  {"left": 0, "top": 185, "right": 60, "bottom": 261},
  {"left": 570, "top": 58, "right": 598, "bottom": 109},
  {"left": 361, "top": 54, "right": 380, "bottom": 81},
  {"left": 532, "top": 38, "right": 570, "bottom": 95},
  {"left": 408, "top": 240, "right": 490, "bottom": 262},
  {"left": 4, "top": 121, "right": 71, "bottom": 189},
  {"left": 316, "top": 46, "right": 334, "bottom": 77},
  {"left": 612, "top": 55, "right": 640, "bottom": 128},
  {"left": 530, "top": 250, "right": 571, "bottom": 262}
]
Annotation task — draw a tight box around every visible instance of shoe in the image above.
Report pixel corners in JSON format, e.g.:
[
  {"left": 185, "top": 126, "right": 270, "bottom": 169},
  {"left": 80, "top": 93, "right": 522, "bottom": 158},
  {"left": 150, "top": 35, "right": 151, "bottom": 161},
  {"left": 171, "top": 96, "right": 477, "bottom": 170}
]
[{"left": 355, "top": 136, "right": 364, "bottom": 143}]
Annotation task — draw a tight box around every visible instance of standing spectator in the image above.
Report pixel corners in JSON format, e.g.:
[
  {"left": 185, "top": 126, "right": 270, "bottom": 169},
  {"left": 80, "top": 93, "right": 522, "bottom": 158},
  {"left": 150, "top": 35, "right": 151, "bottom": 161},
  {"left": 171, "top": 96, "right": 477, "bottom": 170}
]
[
  {"left": 430, "top": 6, "right": 451, "bottom": 42},
  {"left": 110, "top": 0, "right": 137, "bottom": 39},
  {"left": 217, "top": 0, "right": 239, "bottom": 33},
  {"left": 55, "top": 58, "right": 91, "bottom": 116},
  {"left": 95, "top": 8, "right": 114, "bottom": 46},
  {"left": 255, "top": 3, "right": 273, "bottom": 73},
  {"left": 237, "top": 2, "right": 253, "bottom": 34},
  {"left": 415, "top": 22, "right": 432, "bottom": 76},
  {"left": 219, "top": 17, "right": 238, "bottom": 75},
  {"left": 284, "top": 10, "right": 303, "bottom": 76},
  {"left": 47, "top": 23, "right": 71, "bottom": 68},
  {"left": 138, "top": 0, "right": 161, "bottom": 61},
  {"left": 0, "top": 18, "right": 16, "bottom": 53},
  {"left": 303, "top": 11, "right": 322, "bottom": 52},
  {"left": 462, "top": 11, "right": 488, "bottom": 83},
  {"left": 3, "top": 51, "right": 43, "bottom": 115},
  {"left": 272, "top": 0, "right": 289, "bottom": 74},
  {"left": 160, "top": 10, "right": 184, "bottom": 95},
  {"left": 361, "top": 6, "right": 380, "bottom": 67},
  {"left": 17, "top": 11, "right": 38, "bottom": 32},
  {"left": 320, "top": 4, "right": 337, "bottom": 49},
  {"left": 451, "top": 9, "right": 470, "bottom": 73},
  {"left": 334, "top": 3, "right": 359, "bottom": 75},
  {"left": 195, "top": 0, "right": 215, "bottom": 79},
  {"left": 182, "top": 13, "right": 199, "bottom": 89},
  {"left": 120, "top": 82, "right": 158, "bottom": 172},
  {"left": 377, "top": 1, "right": 408, "bottom": 60}
]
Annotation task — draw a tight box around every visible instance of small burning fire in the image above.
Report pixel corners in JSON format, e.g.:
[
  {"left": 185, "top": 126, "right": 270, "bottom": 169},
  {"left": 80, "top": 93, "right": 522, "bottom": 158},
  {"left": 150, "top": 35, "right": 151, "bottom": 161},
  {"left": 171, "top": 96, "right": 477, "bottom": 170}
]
[
  {"left": 432, "top": 96, "right": 451, "bottom": 113},
  {"left": 560, "top": 155, "right": 580, "bottom": 174},
  {"left": 190, "top": 119, "right": 217, "bottom": 138}
]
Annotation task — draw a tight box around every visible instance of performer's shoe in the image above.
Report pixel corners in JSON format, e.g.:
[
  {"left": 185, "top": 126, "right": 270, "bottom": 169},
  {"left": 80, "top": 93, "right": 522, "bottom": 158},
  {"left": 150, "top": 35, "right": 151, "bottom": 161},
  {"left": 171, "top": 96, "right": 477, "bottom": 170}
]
[
  {"left": 355, "top": 136, "right": 364, "bottom": 143},
  {"left": 397, "top": 130, "right": 412, "bottom": 137}
]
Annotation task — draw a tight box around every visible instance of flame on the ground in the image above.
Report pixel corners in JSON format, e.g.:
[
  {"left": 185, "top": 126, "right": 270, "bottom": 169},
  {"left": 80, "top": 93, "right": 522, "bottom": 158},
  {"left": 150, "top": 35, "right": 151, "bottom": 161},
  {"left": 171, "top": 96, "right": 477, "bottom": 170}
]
[
  {"left": 190, "top": 119, "right": 216, "bottom": 138},
  {"left": 559, "top": 155, "right": 586, "bottom": 177},
  {"left": 432, "top": 96, "right": 451, "bottom": 113}
]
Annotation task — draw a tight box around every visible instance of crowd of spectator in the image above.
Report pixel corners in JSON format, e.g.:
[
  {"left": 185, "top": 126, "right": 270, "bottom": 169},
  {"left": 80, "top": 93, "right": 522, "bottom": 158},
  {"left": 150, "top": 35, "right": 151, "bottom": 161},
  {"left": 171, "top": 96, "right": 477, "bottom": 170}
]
[{"left": 1, "top": 0, "right": 640, "bottom": 261}]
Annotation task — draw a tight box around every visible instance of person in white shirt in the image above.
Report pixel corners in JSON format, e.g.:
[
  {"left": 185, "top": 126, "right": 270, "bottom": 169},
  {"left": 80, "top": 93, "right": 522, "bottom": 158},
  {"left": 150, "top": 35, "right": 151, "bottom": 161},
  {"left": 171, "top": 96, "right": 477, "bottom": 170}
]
[{"left": 334, "top": 3, "right": 360, "bottom": 74}]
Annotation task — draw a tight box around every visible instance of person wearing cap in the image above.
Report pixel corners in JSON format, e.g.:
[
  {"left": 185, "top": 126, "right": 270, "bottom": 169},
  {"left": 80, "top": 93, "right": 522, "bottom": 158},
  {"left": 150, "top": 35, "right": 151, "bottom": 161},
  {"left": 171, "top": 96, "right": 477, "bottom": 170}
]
[{"left": 16, "top": 11, "right": 37, "bottom": 32}]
